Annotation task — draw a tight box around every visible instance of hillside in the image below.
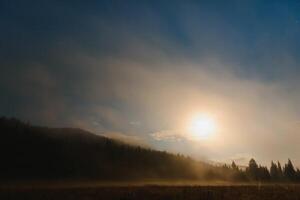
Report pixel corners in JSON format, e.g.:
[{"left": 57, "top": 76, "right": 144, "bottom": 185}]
[{"left": 0, "top": 117, "right": 214, "bottom": 182}]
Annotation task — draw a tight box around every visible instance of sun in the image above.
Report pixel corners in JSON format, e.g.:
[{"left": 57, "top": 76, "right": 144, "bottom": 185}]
[{"left": 187, "top": 114, "right": 216, "bottom": 139}]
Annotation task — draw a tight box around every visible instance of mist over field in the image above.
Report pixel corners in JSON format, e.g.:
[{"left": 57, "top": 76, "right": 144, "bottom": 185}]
[{"left": 2, "top": 0, "right": 300, "bottom": 199}]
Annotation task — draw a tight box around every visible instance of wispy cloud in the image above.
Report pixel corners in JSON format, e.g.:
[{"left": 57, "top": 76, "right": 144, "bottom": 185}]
[
  {"left": 2, "top": 1, "right": 300, "bottom": 165},
  {"left": 151, "top": 130, "right": 184, "bottom": 141}
]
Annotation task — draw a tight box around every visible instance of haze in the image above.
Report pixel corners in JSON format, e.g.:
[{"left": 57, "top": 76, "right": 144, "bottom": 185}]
[{"left": 1, "top": 1, "right": 300, "bottom": 167}]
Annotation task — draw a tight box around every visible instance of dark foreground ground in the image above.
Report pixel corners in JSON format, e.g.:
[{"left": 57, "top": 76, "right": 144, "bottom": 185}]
[{"left": 1, "top": 184, "right": 300, "bottom": 200}]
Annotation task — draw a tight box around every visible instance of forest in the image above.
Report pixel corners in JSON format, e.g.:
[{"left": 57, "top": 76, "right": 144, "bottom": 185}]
[{"left": 0, "top": 117, "right": 299, "bottom": 183}]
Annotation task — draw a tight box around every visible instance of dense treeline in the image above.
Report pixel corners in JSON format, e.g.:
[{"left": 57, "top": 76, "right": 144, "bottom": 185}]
[
  {"left": 219, "top": 158, "right": 300, "bottom": 182},
  {"left": 0, "top": 117, "right": 209, "bottom": 181},
  {"left": 0, "top": 117, "right": 299, "bottom": 183}
]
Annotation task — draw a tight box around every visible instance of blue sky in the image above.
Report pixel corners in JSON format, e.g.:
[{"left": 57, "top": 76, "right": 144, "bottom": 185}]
[{"left": 1, "top": 1, "right": 300, "bottom": 165}]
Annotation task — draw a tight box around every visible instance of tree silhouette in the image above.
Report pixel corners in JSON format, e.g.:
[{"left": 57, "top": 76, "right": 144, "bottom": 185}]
[
  {"left": 284, "top": 159, "right": 296, "bottom": 181},
  {"left": 295, "top": 168, "right": 300, "bottom": 181},
  {"left": 258, "top": 166, "right": 270, "bottom": 181},
  {"left": 270, "top": 161, "right": 278, "bottom": 180},
  {"left": 246, "top": 158, "right": 259, "bottom": 180},
  {"left": 277, "top": 161, "right": 283, "bottom": 180},
  {"left": 231, "top": 161, "right": 238, "bottom": 171}
]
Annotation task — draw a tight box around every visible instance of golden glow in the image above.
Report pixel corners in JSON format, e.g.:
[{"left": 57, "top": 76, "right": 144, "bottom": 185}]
[{"left": 187, "top": 114, "right": 216, "bottom": 139}]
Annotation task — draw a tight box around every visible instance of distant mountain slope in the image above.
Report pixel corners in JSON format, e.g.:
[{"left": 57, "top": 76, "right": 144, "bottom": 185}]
[{"left": 0, "top": 117, "right": 212, "bottom": 181}]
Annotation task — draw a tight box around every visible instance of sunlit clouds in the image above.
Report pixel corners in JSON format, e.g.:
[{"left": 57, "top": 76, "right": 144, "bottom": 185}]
[{"left": 2, "top": 1, "right": 300, "bottom": 167}]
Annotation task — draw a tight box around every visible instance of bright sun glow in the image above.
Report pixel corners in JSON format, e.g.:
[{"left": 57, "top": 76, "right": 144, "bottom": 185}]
[{"left": 187, "top": 114, "right": 217, "bottom": 139}]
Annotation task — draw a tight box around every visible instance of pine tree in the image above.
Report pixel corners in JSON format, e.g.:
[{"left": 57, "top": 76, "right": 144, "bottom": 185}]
[
  {"left": 231, "top": 161, "right": 238, "bottom": 171},
  {"left": 283, "top": 159, "right": 296, "bottom": 181},
  {"left": 277, "top": 161, "right": 283, "bottom": 180},
  {"left": 295, "top": 168, "right": 300, "bottom": 181},
  {"left": 259, "top": 166, "right": 270, "bottom": 180},
  {"left": 247, "top": 158, "right": 259, "bottom": 181},
  {"left": 270, "top": 161, "right": 278, "bottom": 180}
]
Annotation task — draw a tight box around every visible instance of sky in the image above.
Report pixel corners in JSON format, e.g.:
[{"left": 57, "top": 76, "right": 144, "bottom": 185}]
[{"left": 1, "top": 0, "right": 300, "bottom": 166}]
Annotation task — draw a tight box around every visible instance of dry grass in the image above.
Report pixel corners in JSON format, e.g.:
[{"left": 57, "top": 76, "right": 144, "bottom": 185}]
[{"left": 1, "top": 184, "right": 300, "bottom": 200}]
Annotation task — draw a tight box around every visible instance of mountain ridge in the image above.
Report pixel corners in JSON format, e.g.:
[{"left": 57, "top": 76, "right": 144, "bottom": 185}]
[{"left": 0, "top": 117, "right": 213, "bottom": 182}]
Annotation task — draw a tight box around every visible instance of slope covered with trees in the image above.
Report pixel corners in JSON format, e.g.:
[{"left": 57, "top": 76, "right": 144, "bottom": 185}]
[
  {"left": 0, "top": 117, "right": 300, "bottom": 183},
  {"left": 0, "top": 117, "right": 210, "bottom": 181}
]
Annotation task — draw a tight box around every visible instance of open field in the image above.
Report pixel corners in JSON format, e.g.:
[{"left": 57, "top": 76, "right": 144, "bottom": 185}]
[{"left": 1, "top": 184, "right": 300, "bottom": 200}]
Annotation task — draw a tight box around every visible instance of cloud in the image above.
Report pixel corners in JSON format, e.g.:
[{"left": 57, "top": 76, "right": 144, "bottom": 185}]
[
  {"left": 130, "top": 121, "right": 141, "bottom": 126},
  {"left": 2, "top": 1, "right": 300, "bottom": 165},
  {"left": 151, "top": 130, "right": 184, "bottom": 141}
]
